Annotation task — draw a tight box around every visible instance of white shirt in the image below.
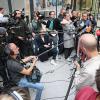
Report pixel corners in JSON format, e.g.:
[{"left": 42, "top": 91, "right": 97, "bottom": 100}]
[{"left": 75, "top": 55, "right": 100, "bottom": 91}]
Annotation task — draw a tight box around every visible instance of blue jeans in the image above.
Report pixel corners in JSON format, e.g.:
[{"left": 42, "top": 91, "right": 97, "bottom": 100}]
[{"left": 18, "top": 77, "right": 44, "bottom": 100}]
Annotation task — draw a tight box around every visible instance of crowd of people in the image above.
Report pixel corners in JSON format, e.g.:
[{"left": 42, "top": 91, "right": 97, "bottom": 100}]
[{"left": 0, "top": 6, "right": 100, "bottom": 100}]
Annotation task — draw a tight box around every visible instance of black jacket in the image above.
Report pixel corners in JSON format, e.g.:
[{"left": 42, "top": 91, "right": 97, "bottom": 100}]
[
  {"left": 46, "top": 18, "right": 63, "bottom": 31},
  {"left": 36, "top": 34, "right": 52, "bottom": 50}
]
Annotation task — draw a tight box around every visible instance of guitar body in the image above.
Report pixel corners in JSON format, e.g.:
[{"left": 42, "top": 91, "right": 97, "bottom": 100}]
[{"left": 86, "top": 26, "right": 92, "bottom": 33}]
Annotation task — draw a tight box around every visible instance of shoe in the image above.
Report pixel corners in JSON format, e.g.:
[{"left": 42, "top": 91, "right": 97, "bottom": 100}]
[
  {"left": 58, "top": 55, "right": 62, "bottom": 59},
  {"left": 66, "top": 58, "right": 72, "bottom": 62},
  {"left": 50, "top": 59, "right": 57, "bottom": 66}
]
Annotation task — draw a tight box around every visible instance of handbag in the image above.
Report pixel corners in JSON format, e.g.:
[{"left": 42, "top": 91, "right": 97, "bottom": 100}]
[{"left": 26, "top": 66, "right": 42, "bottom": 83}]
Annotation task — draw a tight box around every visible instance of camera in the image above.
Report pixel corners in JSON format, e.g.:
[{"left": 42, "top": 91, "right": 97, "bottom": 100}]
[
  {"left": 0, "top": 16, "right": 17, "bottom": 28},
  {"left": 0, "top": 16, "right": 9, "bottom": 28}
]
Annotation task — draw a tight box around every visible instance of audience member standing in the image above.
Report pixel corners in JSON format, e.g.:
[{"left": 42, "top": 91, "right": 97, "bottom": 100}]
[{"left": 61, "top": 13, "right": 75, "bottom": 60}]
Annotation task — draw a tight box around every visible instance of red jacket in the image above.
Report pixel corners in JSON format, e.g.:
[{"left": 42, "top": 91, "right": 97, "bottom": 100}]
[{"left": 75, "top": 86, "right": 100, "bottom": 100}]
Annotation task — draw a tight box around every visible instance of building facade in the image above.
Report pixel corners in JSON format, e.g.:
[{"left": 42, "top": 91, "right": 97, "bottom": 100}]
[{"left": 0, "top": 0, "right": 99, "bottom": 19}]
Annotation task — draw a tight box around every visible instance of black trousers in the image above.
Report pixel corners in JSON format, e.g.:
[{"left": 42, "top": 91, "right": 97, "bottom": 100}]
[
  {"left": 58, "top": 33, "right": 64, "bottom": 54},
  {"left": 39, "top": 47, "right": 57, "bottom": 62},
  {"left": 64, "top": 47, "right": 74, "bottom": 59}
]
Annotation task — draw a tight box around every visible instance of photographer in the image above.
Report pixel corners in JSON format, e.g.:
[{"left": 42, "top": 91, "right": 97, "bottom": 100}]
[
  {"left": 31, "top": 11, "right": 41, "bottom": 35},
  {"left": 0, "top": 27, "right": 8, "bottom": 87},
  {"left": 10, "top": 10, "right": 32, "bottom": 58},
  {"left": 74, "top": 34, "right": 100, "bottom": 91},
  {"left": 6, "top": 43, "right": 44, "bottom": 100}
]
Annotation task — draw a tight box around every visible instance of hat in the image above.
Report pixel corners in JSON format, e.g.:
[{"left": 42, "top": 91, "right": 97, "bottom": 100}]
[{"left": 0, "top": 27, "right": 7, "bottom": 37}]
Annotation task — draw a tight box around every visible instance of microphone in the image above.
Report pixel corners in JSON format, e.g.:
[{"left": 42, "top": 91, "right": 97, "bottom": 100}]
[{"left": 72, "top": 55, "right": 82, "bottom": 66}]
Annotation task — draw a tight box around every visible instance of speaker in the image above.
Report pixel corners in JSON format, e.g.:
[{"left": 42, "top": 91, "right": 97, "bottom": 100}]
[{"left": 4, "top": 44, "right": 14, "bottom": 55}]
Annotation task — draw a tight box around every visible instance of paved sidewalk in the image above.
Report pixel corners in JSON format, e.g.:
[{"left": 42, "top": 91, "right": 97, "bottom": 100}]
[{"left": 30, "top": 55, "right": 76, "bottom": 100}]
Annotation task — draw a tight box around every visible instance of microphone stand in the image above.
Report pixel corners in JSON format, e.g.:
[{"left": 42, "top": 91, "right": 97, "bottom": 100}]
[{"left": 64, "top": 67, "right": 76, "bottom": 100}]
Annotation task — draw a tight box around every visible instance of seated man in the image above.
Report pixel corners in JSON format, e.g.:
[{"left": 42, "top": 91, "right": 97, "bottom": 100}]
[
  {"left": 35, "top": 28, "right": 57, "bottom": 65},
  {"left": 6, "top": 43, "right": 43, "bottom": 100}
]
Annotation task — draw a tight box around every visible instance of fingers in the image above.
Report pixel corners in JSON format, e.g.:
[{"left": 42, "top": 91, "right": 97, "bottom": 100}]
[{"left": 73, "top": 61, "right": 80, "bottom": 70}]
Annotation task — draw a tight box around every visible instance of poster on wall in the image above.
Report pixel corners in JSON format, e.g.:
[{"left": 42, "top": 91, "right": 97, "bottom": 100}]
[
  {"left": 47, "top": 0, "right": 62, "bottom": 7},
  {"left": 34, "top": 0, "right": 46, "bottom": 10},
  {"left": 34, "top": 0, "right": 63, "bottom": 10}
]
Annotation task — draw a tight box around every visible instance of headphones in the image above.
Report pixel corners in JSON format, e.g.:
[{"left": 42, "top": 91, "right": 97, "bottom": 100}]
[
  {"left": 4, "top": 44, "right": 14, "bottom": 55},
  {"left": 9, "top": 90, "right": 23, "bottom": 100}
]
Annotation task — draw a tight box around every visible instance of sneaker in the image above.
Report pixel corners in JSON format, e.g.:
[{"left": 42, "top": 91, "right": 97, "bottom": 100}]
[
  {"left": 66, "top": 58, "right": 72, "bottom": 62},
  {"left": 50, "top": 59, "right": 57, "bottom": 66}
]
